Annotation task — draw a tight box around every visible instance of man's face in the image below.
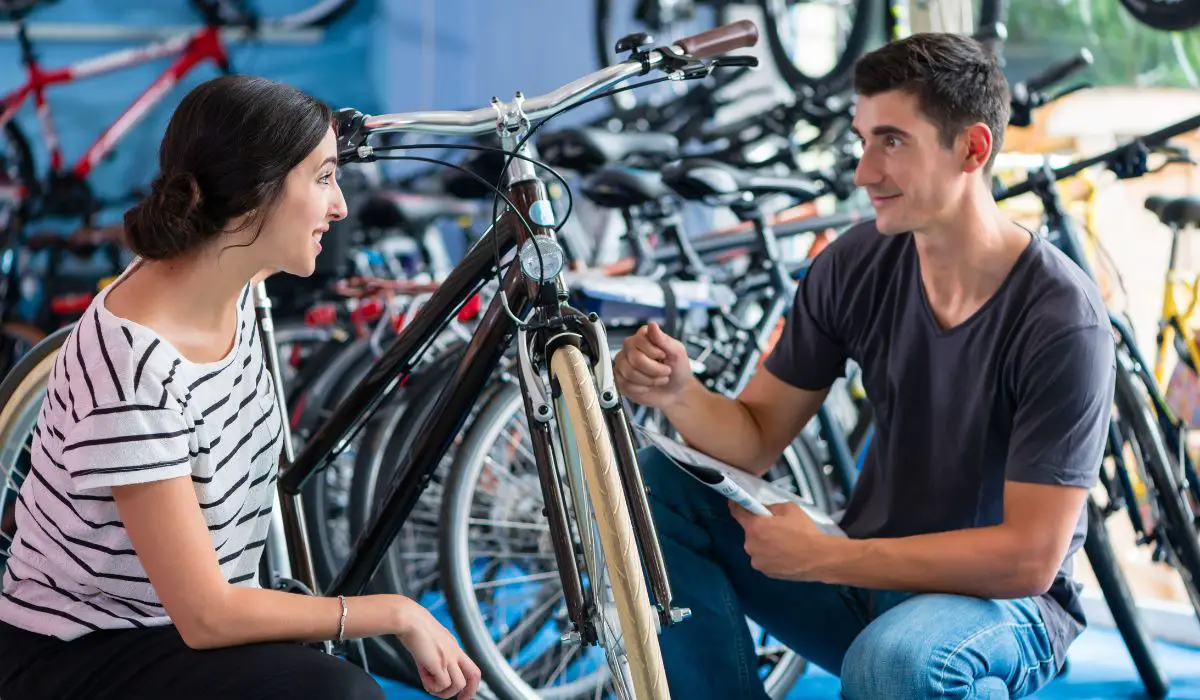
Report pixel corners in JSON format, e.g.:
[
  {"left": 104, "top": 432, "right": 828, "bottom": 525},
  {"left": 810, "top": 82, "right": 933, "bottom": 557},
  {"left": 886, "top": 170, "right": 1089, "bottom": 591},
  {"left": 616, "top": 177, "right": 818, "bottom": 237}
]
[{"left": 852, "top": 90, "right": 969, "bottom": 235}]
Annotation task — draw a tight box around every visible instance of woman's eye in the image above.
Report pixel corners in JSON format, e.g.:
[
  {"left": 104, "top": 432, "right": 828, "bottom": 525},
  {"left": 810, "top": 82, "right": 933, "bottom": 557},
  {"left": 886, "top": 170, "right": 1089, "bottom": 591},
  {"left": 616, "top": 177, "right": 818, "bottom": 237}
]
[{"left": 318, "top": 171, "right": 333, "bottom": 184}]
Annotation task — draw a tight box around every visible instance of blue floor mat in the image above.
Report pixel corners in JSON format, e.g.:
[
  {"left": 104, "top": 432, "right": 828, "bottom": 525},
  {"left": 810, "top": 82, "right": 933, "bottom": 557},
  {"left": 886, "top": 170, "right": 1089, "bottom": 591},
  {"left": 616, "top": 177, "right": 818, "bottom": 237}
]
[{"left": 376, "top": 627, "right": 1200, "bottom": 699}]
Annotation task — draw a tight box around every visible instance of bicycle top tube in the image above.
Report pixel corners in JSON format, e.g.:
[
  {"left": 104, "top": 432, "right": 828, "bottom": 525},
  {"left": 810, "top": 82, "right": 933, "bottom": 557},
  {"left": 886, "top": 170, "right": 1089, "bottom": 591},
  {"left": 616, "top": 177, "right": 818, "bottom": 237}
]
[{"left": 356, "top": 20, "right": 758, "bottom": 137}]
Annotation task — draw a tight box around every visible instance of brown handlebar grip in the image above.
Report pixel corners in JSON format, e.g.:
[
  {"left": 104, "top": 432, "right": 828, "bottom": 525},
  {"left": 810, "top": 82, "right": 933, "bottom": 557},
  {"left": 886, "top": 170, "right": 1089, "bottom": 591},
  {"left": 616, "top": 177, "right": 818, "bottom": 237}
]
[{"left": 674, "top": 19, "right": 759, "bottom": 59}]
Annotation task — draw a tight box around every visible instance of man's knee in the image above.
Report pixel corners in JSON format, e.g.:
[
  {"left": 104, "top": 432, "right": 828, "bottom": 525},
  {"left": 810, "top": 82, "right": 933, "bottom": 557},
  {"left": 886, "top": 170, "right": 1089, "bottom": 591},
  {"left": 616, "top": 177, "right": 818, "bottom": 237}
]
[{"left": 840, "top": 615, "right": 941, "bottom": 700}]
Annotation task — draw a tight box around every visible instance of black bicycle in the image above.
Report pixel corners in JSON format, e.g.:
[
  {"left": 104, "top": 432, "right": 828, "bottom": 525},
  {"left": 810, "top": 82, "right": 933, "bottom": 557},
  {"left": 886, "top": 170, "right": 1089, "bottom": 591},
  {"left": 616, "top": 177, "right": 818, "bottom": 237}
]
[
  {"left": 994, "top": 111, "right": 1200, "bottom": 700},
  {"left": 0, "top": 20, "right": 764, "bottom": 700}
]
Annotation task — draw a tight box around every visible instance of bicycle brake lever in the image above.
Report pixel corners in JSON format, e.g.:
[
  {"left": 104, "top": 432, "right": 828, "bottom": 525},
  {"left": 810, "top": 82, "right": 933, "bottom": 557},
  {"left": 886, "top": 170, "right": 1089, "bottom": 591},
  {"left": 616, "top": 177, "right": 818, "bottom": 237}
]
[
  {"left": 711, "top": 55, "right": 759, "bottom": 69},
  {"left": 334, "top": 108, "right": 371, "bottom": 164}
]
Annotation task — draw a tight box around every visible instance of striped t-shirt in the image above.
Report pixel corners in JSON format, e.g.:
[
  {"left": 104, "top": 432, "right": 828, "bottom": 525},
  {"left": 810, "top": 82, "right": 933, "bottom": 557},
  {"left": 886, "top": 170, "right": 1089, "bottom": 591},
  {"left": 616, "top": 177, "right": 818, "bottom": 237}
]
[{"left": 0, "top": 267, "right": 283, "bottom": 640}]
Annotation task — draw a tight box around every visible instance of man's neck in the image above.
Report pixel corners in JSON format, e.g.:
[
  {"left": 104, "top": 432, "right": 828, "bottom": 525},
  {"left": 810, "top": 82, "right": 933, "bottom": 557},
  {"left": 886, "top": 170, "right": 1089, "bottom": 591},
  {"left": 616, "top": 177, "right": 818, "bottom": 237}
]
[{"left": 912, "top": 187, "right": 1031, "bottom": 329}]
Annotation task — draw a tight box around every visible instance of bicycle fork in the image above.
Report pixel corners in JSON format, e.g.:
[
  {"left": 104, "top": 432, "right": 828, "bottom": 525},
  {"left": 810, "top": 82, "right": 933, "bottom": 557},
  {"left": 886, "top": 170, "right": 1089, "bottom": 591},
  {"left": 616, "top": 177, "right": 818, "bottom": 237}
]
[{"left": 514, "top": 308, "right": 684, "bottom": 646}]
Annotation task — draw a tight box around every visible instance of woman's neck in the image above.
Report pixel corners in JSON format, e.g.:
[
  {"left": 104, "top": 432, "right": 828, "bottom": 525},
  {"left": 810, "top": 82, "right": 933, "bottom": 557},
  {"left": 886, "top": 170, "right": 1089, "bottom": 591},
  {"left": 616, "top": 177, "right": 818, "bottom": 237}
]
[{"left": 104, "top": 248, "right": 260, "bottom": 363}]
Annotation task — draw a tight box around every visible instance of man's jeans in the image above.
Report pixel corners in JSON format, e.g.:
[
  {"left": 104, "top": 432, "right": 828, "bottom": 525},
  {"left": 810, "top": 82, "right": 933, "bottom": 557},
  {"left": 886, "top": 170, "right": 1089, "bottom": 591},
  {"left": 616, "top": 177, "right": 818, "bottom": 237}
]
[{"left": 641, "top": 447, "right": 1062, "bottom": 699}]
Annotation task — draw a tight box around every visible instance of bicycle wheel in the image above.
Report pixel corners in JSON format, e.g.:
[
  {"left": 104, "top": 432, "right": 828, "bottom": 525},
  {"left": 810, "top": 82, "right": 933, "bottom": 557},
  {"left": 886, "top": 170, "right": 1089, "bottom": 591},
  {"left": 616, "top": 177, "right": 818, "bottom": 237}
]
[
  {"left": 0, "top": 326, "right": 70, "bottom": 566},
  {"left": 1, "top": 120, "right": 36, "bottom": 221},
  {"left": 348, "top": 344, "right": 476, "bottom": 685},
  {"left": 759, "top": 0, "right": 876, "bottom": 94},
  {"left": 1082, "top": 494, "right": 1169, "bottom": 699},
  {"left": 1118, "top": 0, "right": 1200, "bottom": 31},
  {"left": 1114, "top": 357, "right": 1200, "bottom": 626}
]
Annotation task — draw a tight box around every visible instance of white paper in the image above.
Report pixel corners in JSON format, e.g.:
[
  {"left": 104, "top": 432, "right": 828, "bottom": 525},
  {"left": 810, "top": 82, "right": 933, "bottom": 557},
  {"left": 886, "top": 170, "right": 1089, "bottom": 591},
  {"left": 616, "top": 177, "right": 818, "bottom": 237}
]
[{"left": 637, "top": 426, "right": 846, "bottom": 537}]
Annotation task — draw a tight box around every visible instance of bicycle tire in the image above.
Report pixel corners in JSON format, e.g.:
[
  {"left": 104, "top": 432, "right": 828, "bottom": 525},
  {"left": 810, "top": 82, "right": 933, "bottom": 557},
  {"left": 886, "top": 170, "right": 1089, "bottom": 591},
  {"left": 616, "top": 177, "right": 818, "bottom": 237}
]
[
  {"left": 759, "top": 0, "right": 876, "bottom": 94},
  {"left": 1118, "top": 0, "right": 1200, "bottom": 32},
  {"left": 550, "top": 344, "right": 667, "bottom": 699},
  {"left": 0, "top": 325, "right": 66, "bottom": 438},
  {"left": 0, "top": 326, "right": 70, "bottom": 564},
  {"left": 349, "top": 345, "right": 474, "bottom": 686},
  {"left": 1082, "top": 495, "right": 1169, "bottom": 699},
  {"left": 287, "top": 338, "right": 375, "bottom": 588},
  {"left": 1114, "top": 360, "right": 1200, "bottom": 627}
]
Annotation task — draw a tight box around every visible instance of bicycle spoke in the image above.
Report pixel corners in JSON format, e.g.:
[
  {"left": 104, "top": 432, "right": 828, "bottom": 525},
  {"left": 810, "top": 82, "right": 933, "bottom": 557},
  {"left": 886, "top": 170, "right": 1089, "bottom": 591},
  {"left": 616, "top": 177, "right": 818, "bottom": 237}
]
[
  {"left": 468, "top": 518, "right": 550, "bottom": 532},
  {"left": 497, "top": 584, "right": 564, "bottom": 655},
  {"left": 473, "top": 571, "right": 559, "bottom": 591}
]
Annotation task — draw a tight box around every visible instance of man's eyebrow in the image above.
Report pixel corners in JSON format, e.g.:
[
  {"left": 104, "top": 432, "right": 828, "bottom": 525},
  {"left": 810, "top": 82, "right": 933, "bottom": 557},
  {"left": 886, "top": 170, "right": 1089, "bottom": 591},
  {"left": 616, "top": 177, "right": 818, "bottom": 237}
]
[{"left": 849, "top": 125, "right": 913, "bottom": 138}]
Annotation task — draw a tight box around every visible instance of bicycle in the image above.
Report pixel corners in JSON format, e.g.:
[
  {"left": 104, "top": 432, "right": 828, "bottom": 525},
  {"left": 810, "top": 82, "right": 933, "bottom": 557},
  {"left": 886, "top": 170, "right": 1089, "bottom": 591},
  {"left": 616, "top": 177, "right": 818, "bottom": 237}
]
[
  {"left": 0, "top": 20, "right": 763, "bottom": 700},
  {"left": 994, "top": 111, "right": 1200, "bottom": 700}
]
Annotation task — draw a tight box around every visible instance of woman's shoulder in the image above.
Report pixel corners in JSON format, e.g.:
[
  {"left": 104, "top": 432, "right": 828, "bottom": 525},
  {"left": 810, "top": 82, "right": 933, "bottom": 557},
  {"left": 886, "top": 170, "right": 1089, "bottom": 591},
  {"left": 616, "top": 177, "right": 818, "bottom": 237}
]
[{"left": 54, "top": 299, "right": 194, "bottom": 414}]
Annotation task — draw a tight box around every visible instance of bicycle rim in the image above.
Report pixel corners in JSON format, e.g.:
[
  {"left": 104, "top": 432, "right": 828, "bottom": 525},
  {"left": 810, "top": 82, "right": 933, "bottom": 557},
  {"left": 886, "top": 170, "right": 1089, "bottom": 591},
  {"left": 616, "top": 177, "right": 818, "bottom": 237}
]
[{"left": 759, "top": 0, "right": 874, "bottom": 93}]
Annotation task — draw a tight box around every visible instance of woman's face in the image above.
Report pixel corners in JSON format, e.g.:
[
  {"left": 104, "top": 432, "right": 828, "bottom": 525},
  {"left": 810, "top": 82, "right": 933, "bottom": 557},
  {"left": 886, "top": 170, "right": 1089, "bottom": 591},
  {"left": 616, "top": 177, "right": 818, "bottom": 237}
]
[{"left": 256, "top": 126, "right": 348, "bottom": 276}]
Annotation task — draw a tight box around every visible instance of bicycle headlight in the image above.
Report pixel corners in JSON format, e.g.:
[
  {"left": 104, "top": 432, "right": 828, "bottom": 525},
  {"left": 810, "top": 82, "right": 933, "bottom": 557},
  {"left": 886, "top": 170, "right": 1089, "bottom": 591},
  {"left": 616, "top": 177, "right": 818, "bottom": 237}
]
[{"left": 518, "top": 236, "right": 566, "bottom": 282}]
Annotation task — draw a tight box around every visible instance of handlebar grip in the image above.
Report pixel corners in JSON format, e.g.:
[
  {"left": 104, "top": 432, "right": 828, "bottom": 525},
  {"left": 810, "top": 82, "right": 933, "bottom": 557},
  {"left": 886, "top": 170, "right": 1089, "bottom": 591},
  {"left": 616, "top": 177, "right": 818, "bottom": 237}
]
[
  {"left": 1025, "top": 48, "right": 1093, "bottom": 94},
  {"left": 674, "top": 19, "right": 760, "bottom": 59}
]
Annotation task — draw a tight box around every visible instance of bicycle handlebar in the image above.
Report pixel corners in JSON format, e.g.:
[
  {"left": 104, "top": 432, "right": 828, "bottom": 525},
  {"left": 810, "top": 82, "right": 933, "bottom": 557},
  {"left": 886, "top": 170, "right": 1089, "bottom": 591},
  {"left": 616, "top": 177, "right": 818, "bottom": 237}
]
[
  {"left": 1025, "top": 48, "right": 1092, "bottom": 94},
  {"left": 675, "top": 19, "right": 759, "bottom": 59},
  {"left": 348, "top": 20, "right": 759, "bottom": 142},
  {"left": 996, "top": 111, "right": 1200, "bottom": 199}
]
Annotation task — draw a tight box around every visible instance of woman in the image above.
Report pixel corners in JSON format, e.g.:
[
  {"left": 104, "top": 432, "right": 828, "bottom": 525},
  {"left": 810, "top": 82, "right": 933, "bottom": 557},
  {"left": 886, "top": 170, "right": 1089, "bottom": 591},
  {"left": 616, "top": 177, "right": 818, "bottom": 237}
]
[{"left": 0, "top": 75, "right": 479, "bottom": 700}]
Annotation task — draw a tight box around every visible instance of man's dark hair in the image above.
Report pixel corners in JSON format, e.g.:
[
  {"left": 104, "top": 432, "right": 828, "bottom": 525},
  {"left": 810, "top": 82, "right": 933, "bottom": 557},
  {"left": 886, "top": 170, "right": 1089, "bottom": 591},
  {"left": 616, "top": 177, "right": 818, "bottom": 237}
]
[{"left": 853, "top": 33, "right": 1010, "bottom": 173}]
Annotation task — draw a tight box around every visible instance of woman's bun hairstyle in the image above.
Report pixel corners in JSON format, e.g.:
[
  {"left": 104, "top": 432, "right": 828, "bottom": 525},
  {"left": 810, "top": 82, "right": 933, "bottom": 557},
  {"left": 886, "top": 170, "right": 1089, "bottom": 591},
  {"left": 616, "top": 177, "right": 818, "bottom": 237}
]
[{"left": 123, "top": 74, "right": 333, "bottom": 260}]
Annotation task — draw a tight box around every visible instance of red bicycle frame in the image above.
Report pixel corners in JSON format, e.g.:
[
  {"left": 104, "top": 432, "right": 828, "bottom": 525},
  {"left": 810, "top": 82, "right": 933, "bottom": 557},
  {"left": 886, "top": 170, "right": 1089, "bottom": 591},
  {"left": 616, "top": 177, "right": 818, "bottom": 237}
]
[{"left": 0, "top": 25, "right": 230, "bottom": 184}]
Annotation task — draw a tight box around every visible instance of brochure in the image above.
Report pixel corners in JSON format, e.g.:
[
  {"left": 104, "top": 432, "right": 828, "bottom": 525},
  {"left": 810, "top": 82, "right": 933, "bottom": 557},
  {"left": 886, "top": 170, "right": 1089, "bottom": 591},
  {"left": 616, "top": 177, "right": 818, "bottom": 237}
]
[{"left": 635, "top": 426, "right": 846, "bottom": 537}]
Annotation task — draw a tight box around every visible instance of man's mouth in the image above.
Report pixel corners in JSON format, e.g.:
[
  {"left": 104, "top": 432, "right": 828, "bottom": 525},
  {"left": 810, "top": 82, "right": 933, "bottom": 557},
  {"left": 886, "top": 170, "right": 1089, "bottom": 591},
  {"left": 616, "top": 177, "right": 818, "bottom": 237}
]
[{"left": 869, "top": 193, "right": 901, "bottom": 206}]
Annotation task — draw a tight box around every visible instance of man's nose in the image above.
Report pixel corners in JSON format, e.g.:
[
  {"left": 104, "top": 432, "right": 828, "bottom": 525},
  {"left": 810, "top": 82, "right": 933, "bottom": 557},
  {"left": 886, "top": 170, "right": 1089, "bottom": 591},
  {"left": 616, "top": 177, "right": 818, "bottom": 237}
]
[{"left": 854, "top": 149, "right": 882, "bottom": 188}]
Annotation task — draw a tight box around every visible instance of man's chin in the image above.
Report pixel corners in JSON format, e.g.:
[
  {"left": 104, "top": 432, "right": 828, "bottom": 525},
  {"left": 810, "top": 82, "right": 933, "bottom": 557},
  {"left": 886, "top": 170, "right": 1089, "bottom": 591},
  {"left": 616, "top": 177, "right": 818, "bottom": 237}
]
[{"left": 873, "top": 216, "right": 909, "bottom": 236}]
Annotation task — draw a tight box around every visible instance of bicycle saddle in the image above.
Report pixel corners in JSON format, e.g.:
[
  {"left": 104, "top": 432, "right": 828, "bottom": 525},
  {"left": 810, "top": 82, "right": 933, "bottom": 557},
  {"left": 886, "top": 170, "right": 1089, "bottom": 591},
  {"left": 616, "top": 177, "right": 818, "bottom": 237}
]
[
  {"left": 1160, "top": 196, "right": 1200, "bottom": 229},
  {"left": 661, "top": 158, "right": 823, "bottom": 203},
  {"left": 1145, "top": 194, "right": 1173, "bottom": 218},
  {"left": 441, "top": 149, "right": 508, "bottom": 200},
  {"left": 359, "top": 192, "right": 482, "bottom": 231},
  {"left": 538, "top": 128, "right": 680, "bottom": 174},
  {"left": 581, "top": 166, "right": 673, "bottom": 209}
]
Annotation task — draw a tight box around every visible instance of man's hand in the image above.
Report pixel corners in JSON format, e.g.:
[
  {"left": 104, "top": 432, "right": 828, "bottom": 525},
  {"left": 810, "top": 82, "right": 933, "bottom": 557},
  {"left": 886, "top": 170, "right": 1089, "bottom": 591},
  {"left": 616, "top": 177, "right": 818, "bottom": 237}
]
[
  {"left": 730, "top": 502, "right": 843, "bottom": 582},
  {"left": 614, "top": 322, "right": 694, "bottom": 409}
]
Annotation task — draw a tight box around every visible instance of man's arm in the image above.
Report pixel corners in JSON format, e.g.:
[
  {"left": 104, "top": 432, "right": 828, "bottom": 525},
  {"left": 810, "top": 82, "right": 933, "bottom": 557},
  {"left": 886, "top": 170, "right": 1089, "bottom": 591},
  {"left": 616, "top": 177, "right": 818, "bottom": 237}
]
[
  {"left": 664, "top": 369, "right": 830, "bottom": 476},
  {"left": 820, "top": 481, "right": 1088, "bottom": 597},
  {"left": 738, "top": 323, "right": 1114, "bottom": 599}
]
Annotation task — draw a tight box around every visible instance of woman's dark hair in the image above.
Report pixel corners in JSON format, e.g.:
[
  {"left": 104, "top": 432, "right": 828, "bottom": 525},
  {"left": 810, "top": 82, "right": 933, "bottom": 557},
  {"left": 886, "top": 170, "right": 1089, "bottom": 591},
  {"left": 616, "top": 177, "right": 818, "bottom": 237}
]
[
  {"left": 124, "top": 75, "right": 333, "bottom": 259},
  {"left": 853, "top": 33, "right": 1011, "bottom": 173}
]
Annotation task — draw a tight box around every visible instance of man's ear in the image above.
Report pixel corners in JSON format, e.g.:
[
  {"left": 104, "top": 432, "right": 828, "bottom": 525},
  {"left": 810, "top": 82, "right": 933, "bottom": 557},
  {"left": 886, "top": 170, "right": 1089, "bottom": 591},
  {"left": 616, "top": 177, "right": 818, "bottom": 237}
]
[{"left": 961, "top": 123, "right": 994, "bottom": 174}]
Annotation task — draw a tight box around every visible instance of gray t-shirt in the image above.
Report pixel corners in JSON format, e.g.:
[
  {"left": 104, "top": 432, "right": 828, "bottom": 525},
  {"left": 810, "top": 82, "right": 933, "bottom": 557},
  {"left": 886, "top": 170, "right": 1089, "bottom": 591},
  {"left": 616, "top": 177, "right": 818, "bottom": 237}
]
[{"left": 764, "top": 222, "right": 1115, "bottom": 667}]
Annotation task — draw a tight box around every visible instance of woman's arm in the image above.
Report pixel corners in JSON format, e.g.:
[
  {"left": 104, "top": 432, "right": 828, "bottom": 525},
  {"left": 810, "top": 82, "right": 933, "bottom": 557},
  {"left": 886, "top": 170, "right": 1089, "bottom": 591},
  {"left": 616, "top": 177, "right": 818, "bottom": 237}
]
[{"left": 114, "top": 475, "right": 480, "bottom": 697}]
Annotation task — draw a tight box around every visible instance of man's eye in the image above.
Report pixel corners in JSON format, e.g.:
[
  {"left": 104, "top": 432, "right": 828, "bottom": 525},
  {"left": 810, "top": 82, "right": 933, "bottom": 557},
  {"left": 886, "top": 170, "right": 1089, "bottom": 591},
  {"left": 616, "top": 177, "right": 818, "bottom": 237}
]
[{"left": 886, "top": 136, "right": 902, "bottom": 148}]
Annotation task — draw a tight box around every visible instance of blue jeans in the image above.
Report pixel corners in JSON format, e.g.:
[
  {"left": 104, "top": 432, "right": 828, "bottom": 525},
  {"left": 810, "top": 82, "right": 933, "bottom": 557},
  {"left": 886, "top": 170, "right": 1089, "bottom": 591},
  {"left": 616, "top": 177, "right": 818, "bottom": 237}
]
[{"left": 641, "top": 447, "right": 1062, "bottom": 699}]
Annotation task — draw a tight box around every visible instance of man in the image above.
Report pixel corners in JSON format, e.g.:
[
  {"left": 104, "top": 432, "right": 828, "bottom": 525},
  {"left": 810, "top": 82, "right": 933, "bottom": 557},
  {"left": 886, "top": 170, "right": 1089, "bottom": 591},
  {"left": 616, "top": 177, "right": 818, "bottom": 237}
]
[{"left": 615, "top": 32, "right": 1115, "bottom": 699}]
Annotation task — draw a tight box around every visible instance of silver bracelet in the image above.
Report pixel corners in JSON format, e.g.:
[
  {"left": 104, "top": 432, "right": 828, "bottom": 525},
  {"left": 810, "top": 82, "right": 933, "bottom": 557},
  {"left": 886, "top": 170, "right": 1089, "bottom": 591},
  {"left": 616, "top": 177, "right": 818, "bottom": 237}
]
[{"left": 337, "top": 595, "right": 347, "bottom": 644}]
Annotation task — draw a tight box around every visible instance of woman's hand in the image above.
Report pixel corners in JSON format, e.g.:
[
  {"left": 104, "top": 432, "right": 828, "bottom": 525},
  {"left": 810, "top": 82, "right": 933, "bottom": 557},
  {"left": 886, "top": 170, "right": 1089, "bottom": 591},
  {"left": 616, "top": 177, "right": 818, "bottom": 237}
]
[{"left": 394, "top": 597, "right": 481, "bottom": 699}]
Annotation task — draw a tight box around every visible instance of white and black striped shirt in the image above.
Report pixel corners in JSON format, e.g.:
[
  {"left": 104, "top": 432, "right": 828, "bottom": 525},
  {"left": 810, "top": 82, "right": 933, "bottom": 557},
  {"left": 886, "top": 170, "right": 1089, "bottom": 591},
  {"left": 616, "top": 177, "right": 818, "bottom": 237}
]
[{"left": 0, "top": 270, "right": 283, "bottom": 640}]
